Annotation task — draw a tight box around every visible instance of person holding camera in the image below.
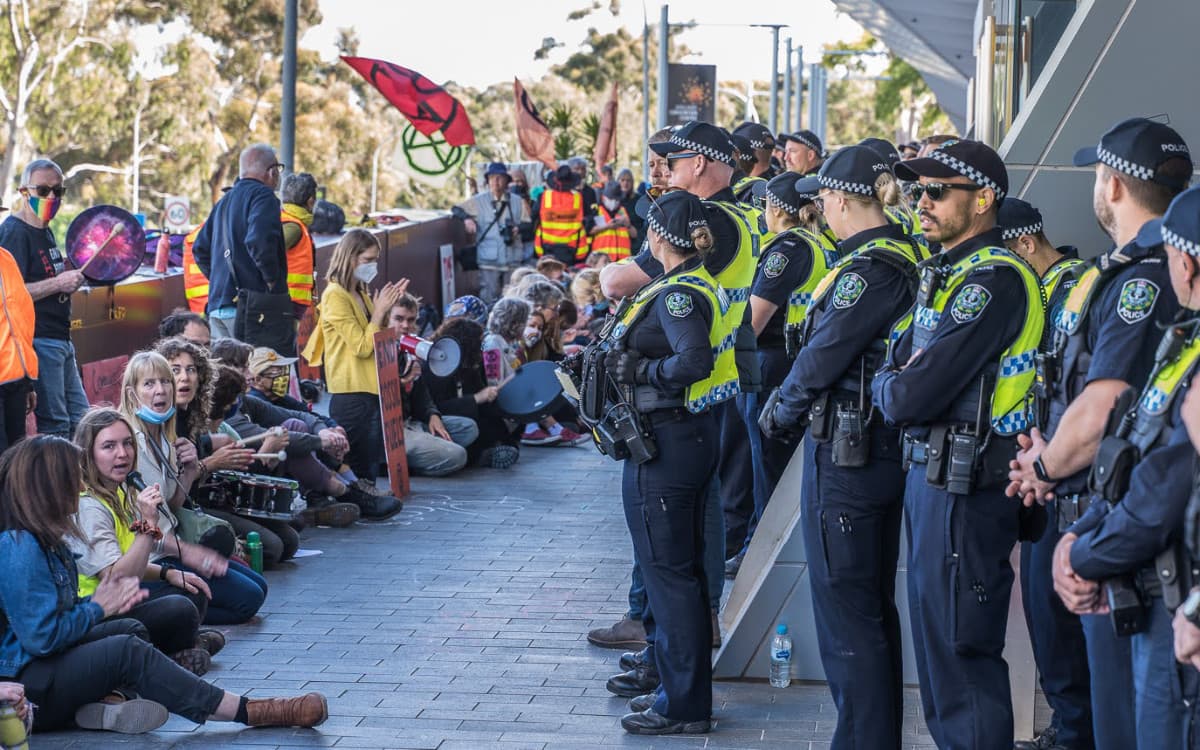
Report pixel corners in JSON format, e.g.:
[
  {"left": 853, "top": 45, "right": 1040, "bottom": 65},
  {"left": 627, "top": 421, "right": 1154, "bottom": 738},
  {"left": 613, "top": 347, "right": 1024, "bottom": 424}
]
[
  {"left": 578, "top": 190, "right": 737, "bottom": 736},
  {"left": 453, "top": 162, "right": 532, "bottom": 306}
]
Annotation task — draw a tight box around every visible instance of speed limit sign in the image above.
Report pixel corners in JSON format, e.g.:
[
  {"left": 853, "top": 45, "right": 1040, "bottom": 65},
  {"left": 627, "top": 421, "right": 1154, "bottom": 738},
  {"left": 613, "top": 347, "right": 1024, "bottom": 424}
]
[{"left": 163, "top": 196, "right": 191, "bottom": 233}]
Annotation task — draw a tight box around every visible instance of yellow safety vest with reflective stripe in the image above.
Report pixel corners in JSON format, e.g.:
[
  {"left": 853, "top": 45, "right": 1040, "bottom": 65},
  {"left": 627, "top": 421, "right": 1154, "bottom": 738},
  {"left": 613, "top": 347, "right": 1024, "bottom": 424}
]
[
  {"left": 613, "top": 267, "right": 740, "bottom": 413},
  {"left": 891, "top": 247, "right": 1045, "bottom": 435},
  {"left": 1139, "top": 332, "right": 1200, "bottom": 417},
  {"left": 535, "top": 189, "right": 588, "bottom": 259},
  {"left": 280, "top": 211, "right": 315, "bottom": 306},
  {"left": 775, "top": 227, "right": 840, "bottom": 331},
  {"left": 808, "top": 235, "right": 927, "bottom": 343},
  {"left": 705, "top": 201, "right": 758, "bottom": 329},
  {"left": 76, "top": 489, "right": 136, "bottom": 598},
  {"left": 1041, "top": 257, "right": 1085, "bottom": 336}
]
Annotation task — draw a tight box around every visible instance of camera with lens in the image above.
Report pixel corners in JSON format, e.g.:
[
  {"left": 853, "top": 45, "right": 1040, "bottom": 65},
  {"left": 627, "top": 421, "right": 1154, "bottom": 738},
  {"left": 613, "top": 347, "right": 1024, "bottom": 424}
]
[{"left": 501, "top": 222, "right": 516, "bottom": 246}]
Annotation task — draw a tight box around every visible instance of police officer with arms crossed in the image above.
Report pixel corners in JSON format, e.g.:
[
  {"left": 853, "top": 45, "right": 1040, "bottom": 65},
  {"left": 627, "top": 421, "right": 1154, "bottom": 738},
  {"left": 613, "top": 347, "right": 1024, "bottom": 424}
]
[
  {"left": 872, "top": 139, "right": 1045, "bottom": 749},
  {"left": 576, "top": 189, "right": 739, "bottom": 735},
  {"left": 995, "top": 196, "right": 1089, "bottom": 750},
  {"left": 1008, "top": 117, "right": 1191, "bottom": 750},
  {"left": 760, "top": 145, "right": 928, "bottom": 749},
  {"left": 729, "top": 172, "right": 838, "bottom": 573}
]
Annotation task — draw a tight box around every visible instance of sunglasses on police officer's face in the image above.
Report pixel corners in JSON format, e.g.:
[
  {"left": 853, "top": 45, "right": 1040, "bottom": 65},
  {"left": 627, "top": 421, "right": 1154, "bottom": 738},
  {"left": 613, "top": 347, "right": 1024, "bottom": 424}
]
[{"left": 908, "top": 182, "right": 980, "bottom": 202}]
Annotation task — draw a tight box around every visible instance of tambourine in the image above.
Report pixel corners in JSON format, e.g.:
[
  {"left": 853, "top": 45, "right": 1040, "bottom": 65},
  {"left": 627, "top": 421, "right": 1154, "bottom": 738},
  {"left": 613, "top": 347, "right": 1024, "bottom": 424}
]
[{"left": 65, "top": 205, "right": 147, "bottom": 284}]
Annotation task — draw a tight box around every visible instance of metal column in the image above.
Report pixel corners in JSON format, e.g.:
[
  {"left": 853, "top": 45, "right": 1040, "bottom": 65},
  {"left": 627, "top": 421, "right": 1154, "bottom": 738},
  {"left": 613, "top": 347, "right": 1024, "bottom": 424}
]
[
  {"left": 280, "top": 0, "right": 297, "bottom": 177},
  {"left": 657, "top": 5, "right": 669, "bottom": 129}
]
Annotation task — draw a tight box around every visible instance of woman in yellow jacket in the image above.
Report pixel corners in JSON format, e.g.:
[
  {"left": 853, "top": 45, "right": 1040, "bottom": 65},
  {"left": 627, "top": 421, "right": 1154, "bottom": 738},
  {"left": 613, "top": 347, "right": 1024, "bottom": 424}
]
[{"left": 303, "top": 229, "right": 406, "bottom": 515}]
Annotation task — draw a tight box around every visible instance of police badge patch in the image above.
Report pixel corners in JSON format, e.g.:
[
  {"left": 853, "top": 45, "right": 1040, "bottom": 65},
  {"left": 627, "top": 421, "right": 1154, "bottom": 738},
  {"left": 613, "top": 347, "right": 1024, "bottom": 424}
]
[
  {"left": 763, "top": 252, "right": 788, "bottom": 278},
  {"left": 665, "top": 291, "right": 694, "bottom": 318},
  {"left": 950, "top": 284, "right": 991, "bottom": 324},
  {"left": 832, "top": 272, "right": 867, "bottom": 309},
  {"left": 1117, "top": 278, "right": 1159, "bottom": 324}
]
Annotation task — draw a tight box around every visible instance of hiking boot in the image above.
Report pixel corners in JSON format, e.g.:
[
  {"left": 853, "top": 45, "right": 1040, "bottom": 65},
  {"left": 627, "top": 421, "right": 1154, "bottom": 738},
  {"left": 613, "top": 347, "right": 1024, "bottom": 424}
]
[
  {"left": 521, "top": 428, "right": 561, "bottom": 446},
  {"left": 606, "top": 664, "right": 661, "bottom": 697},
  {"left": 344, "top": 483, "right": 402, "bottom": 520},
  {"left": 302, "top": 492, "right": 361, "bottom": 527},
  {"left": 621, "top": 708, "right": 710, "bottom": 735},
  {"left": 246, "top": 692, "right": 328, "bottom": 728},
  {"left": 479, "top": 444, "right": 520, "bottom": 469},
  {"left": 354, "top": 478, "right": 383, "bottom": 496},
  {"left": 171, "top": 647, "right": 212, "bottom": 676},
  {"left": 75, "top": 699, "right": 169, "bottom": 734},
  {"left": 195, "top": 629, "right": 226, "bottom": 656},
  {"left": 587, "top": 616, "right": 647, "bottom": 650},
  {"left": 619, "top": 646, "right": 651, "bottom": 671}
]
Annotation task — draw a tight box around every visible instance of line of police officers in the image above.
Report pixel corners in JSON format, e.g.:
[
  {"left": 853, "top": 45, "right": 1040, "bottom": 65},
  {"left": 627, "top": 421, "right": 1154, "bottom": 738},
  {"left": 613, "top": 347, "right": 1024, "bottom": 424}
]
[{"left": 574, "top": 114, "right": 1200, "bottom": 749}]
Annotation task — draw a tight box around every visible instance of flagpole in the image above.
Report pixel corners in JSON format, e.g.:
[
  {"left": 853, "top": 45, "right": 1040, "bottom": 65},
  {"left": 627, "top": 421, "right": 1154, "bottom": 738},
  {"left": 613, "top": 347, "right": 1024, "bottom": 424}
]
[{"left": 642, "top": 3, "right": 650, "bottom": 183}]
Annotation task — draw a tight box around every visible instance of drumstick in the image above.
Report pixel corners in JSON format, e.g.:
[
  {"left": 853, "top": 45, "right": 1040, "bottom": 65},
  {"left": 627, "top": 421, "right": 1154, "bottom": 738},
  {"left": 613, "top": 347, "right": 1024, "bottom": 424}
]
[
  {"left": 78, "top": 221, "right": 126, "bottom": 273},
  {"left": 251, "top": 451, "right": 287, "bottom": 462},
  {"left": 236, "top": 427, "right": 283, "bottom": 447}
]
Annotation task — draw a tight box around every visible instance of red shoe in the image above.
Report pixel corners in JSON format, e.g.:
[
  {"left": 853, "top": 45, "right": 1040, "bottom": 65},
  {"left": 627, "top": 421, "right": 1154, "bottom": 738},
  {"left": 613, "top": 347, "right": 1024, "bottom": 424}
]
[
  {"left": 521, "top": 428, "right": 562, "bottom": 446},
  {"left": 557, "top": 428, "right": 591, "bottom": 446}
]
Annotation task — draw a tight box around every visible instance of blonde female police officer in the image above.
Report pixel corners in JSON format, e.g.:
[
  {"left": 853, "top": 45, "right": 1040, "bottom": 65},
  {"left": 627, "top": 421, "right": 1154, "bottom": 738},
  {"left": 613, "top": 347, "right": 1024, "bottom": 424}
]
[
  {"left": 590, "top": 189, "right": 738, "bottom": 736},
  {"left": 759, "top": 144, "right": 928, "bottom": 749}
]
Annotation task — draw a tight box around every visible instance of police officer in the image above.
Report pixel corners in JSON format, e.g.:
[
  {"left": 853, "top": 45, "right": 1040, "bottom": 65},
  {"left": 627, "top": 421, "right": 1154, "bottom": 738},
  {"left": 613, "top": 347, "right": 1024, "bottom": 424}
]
[
  {"left": 994, "top": 196, "right": 1090, "bottom": 750},
  {"left": 727, "top": 172, "right": 839, "bottom": 576},
  {"left": 780, "top": 129, "right": 824, "bottom": 176},
  {"left": 872, "top": 139, "right": 1045, "bottom": 749},
  {"left": 859, "top": 137, "right": 924, "bottom": 246},
  {"left": 1008, "top": 117, "right": 1191, "bottom": 750},
  {"left": 734, "top": 122, "right": 779, "bottom": 185},
  {"left": 584, "top": 189, "right": 738, "bottom": 735},
  {"left": 760, "top": 144, "right": 927, "bottom": 749}
]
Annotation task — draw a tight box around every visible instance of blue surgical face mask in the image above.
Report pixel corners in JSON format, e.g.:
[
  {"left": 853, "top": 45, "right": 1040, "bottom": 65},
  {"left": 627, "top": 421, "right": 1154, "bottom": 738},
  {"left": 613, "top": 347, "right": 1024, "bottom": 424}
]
[{"left": 136, "top": 404, "right": 176, "bottom": 425}]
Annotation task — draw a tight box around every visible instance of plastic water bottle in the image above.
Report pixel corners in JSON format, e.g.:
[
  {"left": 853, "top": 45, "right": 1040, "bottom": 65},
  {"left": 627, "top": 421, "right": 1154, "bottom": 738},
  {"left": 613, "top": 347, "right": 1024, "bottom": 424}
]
[
  {"left": 770, "top": 623, "right": 792, "bottom": 688},
  {"left": 0, "top": 704, "right": 29, "bottom": 749},
  {"left": 246, "top": 532, "right": 264, "bottom": 574}
]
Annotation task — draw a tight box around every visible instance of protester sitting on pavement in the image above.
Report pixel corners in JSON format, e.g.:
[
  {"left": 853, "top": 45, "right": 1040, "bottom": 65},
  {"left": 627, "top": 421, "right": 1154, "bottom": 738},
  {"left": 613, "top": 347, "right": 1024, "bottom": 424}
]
[
  {"left": 0, "top": 436, "right": 327, "bottom": 734},
  {"left": 68, "top": 408, "right": 222, "bottom": 676},
  {"left": 303, "top": 229, "right": 408, "bottom": 512},
  {"left": 585, "top": 250, "right": 612, "bottom": 269},
  {"left": 535, "top": 256, "right": 569, "bottom": 288},
  {"left": 483, "top": 297, "right": 530, "bottom": 384},
  {"left": 424, "top": 317, "right": 520, "bottom": 469},
  {"left": 516, "top": 280, "right": 586, "bottom": 446},
  {"left": 386, "top": 295, "right": 479, "bottom": 476},
  {"left": 158, "top": 310, "right": 212, "bottom": 349},
  {"left": 119, "top": 351, "right": 267, "bottom": 625},
  {"left": 502, "top": 268, "right": 538, "bottom": 297},
  {"left": 156, "top": 337, "right": 220, "bottom": 446},
  {"left": 444, "top": 294, "right": 488, "bottom": 328}
]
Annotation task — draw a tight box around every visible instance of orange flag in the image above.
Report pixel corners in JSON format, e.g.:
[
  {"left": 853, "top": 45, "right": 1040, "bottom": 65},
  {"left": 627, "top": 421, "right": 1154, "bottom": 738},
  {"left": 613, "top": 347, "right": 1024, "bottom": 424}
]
[
  {"left": 513, "top": 79, "right": 556, "bottom": 169},
  {"left": 593, "top": 82, "right": 619, "bottom": 174}
]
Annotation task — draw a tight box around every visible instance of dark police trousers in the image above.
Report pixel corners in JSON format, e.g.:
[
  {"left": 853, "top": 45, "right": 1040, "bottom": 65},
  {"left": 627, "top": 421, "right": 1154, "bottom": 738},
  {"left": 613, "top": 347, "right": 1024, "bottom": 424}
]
[
  {"left": 905, "top": 470, "right": 1018, "bottom": 750},
  {"left": 1078, "top": 613, "right": 1135, "bottom": 750},
  {"left": 718, "top": 398, "right": 755, "bottom": 556},
  {"left": 1018, "top": 500, "right": 1093, "bottom": 747},
  {"left": 622, "top": 409, "right": 717, "bottom": 721},
  {"left": 741, "top": 346, "right": 798, "bottom": 554},
  {"left": 1130, "top": 596, "right": 1199, "bottom": 748},
  {"left": 801, "top": 429, "right": 904, "bottom": 749}
]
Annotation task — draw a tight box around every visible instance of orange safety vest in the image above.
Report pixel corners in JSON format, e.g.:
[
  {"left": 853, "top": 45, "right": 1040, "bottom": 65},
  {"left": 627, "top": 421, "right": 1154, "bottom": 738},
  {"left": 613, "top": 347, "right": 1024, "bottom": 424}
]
[
  {"left": 535, "top": 189, "right": 588, "bottom": 260},
  {"left": 182, "top": 224, "right": 208, "bottom": 314},
  {"left": 280, "top": 211, "right": 315, "bottom": 306},
  {"left": 590, "top": 204, "right": 633, "bottom": 261},
  {"left": 0, "top": 247, "right": 38, "bottom": 384}
]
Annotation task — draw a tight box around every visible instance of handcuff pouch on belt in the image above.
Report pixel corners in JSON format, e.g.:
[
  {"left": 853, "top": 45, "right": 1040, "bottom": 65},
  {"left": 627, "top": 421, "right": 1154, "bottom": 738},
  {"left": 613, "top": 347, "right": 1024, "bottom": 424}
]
[{"left": 1033, "top": 349, "right": 1059, "bottom": 431}]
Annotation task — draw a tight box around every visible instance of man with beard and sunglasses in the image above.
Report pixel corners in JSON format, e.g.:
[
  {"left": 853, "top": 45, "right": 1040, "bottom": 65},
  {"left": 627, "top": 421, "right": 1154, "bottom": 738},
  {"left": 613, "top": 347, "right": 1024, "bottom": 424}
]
[
  {"left": 0, "top": 159, "right": 88, "bottom": 439},
  {"left": 1007, "top": 118, "right": 1192, "bottom": 750},
  {"left": 872, "top": 139, "right": 1045, "bottom": 749}
]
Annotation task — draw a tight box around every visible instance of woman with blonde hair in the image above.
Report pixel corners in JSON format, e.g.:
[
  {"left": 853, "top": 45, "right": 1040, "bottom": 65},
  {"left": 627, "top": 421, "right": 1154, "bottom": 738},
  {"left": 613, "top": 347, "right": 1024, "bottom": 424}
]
[{"left": 302, "top": 229, "right": 404, "bottom": 518}]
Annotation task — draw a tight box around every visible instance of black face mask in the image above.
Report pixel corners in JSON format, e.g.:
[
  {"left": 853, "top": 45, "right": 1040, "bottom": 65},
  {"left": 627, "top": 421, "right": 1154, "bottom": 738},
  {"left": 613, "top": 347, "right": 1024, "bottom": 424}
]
[{"left": 510, "top": 184, "right": 528, "bottom": 197}]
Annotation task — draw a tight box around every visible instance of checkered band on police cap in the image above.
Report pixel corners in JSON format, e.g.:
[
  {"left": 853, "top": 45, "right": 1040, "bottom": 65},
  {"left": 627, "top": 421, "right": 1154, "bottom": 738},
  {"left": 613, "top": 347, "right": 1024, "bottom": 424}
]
[
  {"left": 1162, "top": 226, "right": 1200, "bottom": 257},
  {"left": 1098, "top": 146, "right": 1156, "bottom": 182},
  {"left": 818, "top": 174, "right": 875, "bottom": 196},
  {"left": 789, "top": 132, "right": 821, "bottom": 154},
  {"left": 930, "top": 148, "right": 1007, "bottom": 200},
  {"left": 1001, "top": 222, "right": 1044, "bottom": 242},
  {"left": 669, "top": 132, "right": 736, "bottom": 168},
  {"left": 765, "top": 189, "right": 801, "bottom": 216}
]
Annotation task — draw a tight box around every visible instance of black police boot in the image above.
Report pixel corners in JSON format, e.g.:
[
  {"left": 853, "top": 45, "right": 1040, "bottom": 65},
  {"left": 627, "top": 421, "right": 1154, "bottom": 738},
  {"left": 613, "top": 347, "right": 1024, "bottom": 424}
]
[
  {"left": 1014, "top": 726, "right": 1065, "bottom": 750},
  {"left": 618, "top": 646, "right": 651, "bottom": 672},
  {"left": 620, "top": 708, "right": 710, "bottom": 735},
  {"left": 628, "top": 692, "right": 656, "bottom": 713},
  {"left": 344, "top": 483, "right": 403, "bottom": 520},
  {"left": 605, "top": 663, "right": 660, "bottom": 697}
]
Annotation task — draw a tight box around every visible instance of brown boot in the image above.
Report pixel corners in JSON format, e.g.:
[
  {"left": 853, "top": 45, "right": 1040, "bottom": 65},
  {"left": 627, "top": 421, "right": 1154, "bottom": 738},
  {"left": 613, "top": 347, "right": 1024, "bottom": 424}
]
[
  {"left": 246, "top": 692, "right": 328, "bottom": 728},
  {"left": 587, "top": 616, "right": 647, "bottom": 649}
]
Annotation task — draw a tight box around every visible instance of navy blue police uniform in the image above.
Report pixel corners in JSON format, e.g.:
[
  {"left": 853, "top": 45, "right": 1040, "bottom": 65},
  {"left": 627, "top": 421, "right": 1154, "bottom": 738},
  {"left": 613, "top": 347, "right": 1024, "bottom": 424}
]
[
  {"left": 873, "top": 140, "right": 1043, "bottom": 749},
  {"left": 761, "top": 146, "right": 927, "bottom": 749}
]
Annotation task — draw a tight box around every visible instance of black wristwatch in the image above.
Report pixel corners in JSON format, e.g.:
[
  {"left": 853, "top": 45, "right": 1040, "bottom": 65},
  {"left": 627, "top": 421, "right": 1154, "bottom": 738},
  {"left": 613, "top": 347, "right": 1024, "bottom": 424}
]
[
  {"left": 1033, "top": 456, "right": 1056, "bottom": 483},
  {"left": 159, "top": 564, "right": 173, "bottom": 582},
  {"left": 1183, "top": 588, "right": 1200, "bottom": 627}
]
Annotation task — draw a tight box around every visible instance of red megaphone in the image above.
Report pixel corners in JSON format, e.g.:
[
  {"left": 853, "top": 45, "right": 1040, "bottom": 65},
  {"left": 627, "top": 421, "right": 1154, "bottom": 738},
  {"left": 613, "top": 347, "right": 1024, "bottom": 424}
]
[{"left": 399, "top": 334, "right": 462, "bottom": 377}]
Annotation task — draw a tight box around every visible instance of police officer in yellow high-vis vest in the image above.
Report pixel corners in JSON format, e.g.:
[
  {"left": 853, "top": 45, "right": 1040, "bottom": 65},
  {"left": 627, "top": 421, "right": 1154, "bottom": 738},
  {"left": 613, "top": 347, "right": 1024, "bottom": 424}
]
[
  {"left": 872, "top": 140, "right": 1045, "bottom": 750},
  {"left": 577, "top": 190, "right": 736, "bottom": 736}
]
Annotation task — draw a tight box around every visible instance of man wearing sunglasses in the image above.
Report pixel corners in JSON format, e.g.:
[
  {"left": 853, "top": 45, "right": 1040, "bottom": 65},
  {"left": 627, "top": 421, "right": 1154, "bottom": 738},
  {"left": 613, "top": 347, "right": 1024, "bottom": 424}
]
[
  {"left": 0, "top": 158, "right": 88, "bottom": 439},
  {"left": 871, "top": 139, "right": 1046, "bottom": 748}
]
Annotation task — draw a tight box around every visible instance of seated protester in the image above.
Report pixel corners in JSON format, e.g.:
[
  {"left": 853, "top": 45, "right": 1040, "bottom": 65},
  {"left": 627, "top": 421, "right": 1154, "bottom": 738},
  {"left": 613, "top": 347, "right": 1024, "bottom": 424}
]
[
  {"left": 386, "top": 296, "right": 479, "bottom": 476},
  {"left": 119, "top": 351, "right": 267, "bottom": 626},
  {"left": 69, "top": 408, "right": 222, "bottom": 676},
  {"left": 535, "top": 256, "right": 569, "bottom": 288},
  {"left": 209, "top": 365, "right": 362, "bottom": 541},
  {"left": 522, "top": 311, "right": 547, "bottom": 363},
  {"left": 443, "top": 294, "right": 488, "bottom": 328},
  {"left": 158, "top": 310, "right": 211, "bottom": 349},
  {"left": 483, "top": 297, "right": 531, "bottom": 384},
  {"left": 570, "top": 268, "right": 609, "bottom": 338},
  {"left": 501, "top": 269, "right": 538, "bottom": 297},
  {"left": 0, "top": 437, "right": 327, "bottom": 735},
  {"left": 516, "top": 282, "right": 587, "bottom": 446},
  {"left": 424, "top": 317, "right": 520, "bottom": 469},
  {"left": 584, "top": 250, "right": 612, "bottom": 269},
  {"left": 214, "top": 339, "right": 387, "bottom": 522}
]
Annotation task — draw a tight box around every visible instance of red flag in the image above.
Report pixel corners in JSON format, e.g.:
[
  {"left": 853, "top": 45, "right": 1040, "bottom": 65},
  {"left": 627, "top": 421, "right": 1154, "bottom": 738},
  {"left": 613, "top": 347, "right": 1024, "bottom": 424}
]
[
  {"left": 593, "top": 82, "right": 619, "bottom": 174},
  {"left": 513, "top": 78, "right": 556, "bottom": 170},
  {"left": 341, "top": 56, "right": 475, "bottom": 147}
]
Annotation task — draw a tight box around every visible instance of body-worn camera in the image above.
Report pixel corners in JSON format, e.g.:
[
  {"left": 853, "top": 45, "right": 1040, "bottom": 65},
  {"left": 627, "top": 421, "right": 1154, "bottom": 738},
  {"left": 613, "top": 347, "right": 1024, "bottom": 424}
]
[
  {"left": 593, "top": 407, "right": 657, "bottom": 465},
  {"left": 1105, "top": 576, "right": 1147, "bottom": 637}
]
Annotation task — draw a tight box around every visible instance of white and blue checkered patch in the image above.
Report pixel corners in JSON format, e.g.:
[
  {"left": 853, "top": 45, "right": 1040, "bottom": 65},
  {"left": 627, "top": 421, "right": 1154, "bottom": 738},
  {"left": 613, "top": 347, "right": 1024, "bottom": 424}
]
[
  {"left": 1140, "top": 386, "right": 1170, "bottom": 414},
  {"left": 914, "top": 306, "right": 941, "bottom": 329},
  {"left": 1000, "top": 350, "right": 1036, "bottom": 376},
  {"left": 992, "top": 409, "right": 1031, "bottom": 436},
  {"left": 725, "top": 286, "right": 750, "bottom": 304},
  {"left": 789, "top": 290, "right": 813, "bottom": 308}
]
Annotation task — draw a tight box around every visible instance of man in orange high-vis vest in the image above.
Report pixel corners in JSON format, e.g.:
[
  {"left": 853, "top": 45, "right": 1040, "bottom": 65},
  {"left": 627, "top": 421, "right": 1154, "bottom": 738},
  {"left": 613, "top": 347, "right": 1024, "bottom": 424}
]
[
  {"left": 280, "top": 172, "right": 318, "bottom": 318},
  {"left": 535, "top": 165, "right": 588, "bottom": 265},
  {"left": 182, "top": 223, "right": 208, "bottom": 314},
  {"left": 588, "top": 180, "right": 636, "bottom": 262},
  {"left": 0, "top": 239, "right": 38, "bottom": 453}
]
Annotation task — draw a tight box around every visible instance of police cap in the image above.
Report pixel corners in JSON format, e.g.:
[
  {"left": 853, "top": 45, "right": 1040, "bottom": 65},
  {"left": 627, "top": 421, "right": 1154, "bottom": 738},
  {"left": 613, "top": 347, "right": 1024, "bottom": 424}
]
[
  {"left": 1073, "top": 117, "right": 1192, "bottom": 190},
  {"left": 997, "top": 197, "right": 1044, "bottom": 241},
  {"left": 649, "top": 122, "right": 737, "bottom": 168},
  {"left": 894, "top": 139, "right": 1008, "bottom": 200}
]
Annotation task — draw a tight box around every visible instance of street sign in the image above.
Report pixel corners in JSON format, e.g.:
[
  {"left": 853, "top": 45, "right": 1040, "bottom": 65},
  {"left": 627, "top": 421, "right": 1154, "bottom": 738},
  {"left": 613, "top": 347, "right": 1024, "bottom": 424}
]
[{"left": 163, "top": 195, "right": 191, "bottom": 233}]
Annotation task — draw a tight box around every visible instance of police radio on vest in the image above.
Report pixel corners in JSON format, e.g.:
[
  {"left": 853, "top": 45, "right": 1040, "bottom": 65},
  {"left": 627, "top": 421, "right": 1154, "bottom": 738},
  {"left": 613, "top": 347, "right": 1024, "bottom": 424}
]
[{"left": 398, "top": 334, "right": 461, "bottom": 377}]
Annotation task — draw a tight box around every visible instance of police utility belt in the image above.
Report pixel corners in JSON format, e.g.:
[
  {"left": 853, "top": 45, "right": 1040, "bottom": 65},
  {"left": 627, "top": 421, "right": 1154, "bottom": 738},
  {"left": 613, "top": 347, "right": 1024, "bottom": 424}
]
[{"left": 901, "top": 426, "right": 1015, "bottom": 496}]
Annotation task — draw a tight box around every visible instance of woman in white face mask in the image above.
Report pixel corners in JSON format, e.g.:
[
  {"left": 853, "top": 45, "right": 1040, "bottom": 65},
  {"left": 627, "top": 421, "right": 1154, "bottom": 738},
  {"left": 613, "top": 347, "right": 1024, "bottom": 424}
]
[{"left": 301, "top": 230, "right": 408, "bottom": 515}]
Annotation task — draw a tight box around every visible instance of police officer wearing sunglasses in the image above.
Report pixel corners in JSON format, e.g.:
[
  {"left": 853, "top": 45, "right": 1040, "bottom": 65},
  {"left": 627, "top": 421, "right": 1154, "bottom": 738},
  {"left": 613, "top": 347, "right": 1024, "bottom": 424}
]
[
  {"left": 576, "top": 189, "right": 738, "bottom": 735},
  {"left": 759, "top": 145, "right": 928, "bottom": 749},
  {"left": 872, "top": 139, "right": 1045, "bottom": 748}
]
